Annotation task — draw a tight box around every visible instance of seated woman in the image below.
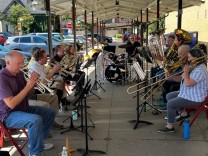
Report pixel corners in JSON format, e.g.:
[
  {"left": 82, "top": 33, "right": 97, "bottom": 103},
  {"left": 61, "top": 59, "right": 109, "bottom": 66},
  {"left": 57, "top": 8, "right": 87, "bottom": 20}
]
[
  {"left": 158, "top": 48, "right": 208, "bottom": 133},
  {"left": 61, "top": 45, "right": 85, "bottom": 92}
]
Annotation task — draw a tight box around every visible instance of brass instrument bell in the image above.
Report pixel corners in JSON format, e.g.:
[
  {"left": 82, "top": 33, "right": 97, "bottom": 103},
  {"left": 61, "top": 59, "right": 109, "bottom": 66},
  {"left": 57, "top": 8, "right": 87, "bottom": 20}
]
[{"left": 174, "top": 29, "right": 192, "bottom": 43}]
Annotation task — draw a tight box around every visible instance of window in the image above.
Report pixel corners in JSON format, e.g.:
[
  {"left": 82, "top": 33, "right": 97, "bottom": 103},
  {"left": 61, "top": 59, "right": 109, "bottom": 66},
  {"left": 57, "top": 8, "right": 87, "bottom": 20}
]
[
  {"left": 13, "top": 37, "right": 19, "bottom": 43},
  {"left": 33, "top": 36, "right": 46, "bottom": 43},
  {"left": 20, "top": 37, "right": 31, "bottom": 43}
]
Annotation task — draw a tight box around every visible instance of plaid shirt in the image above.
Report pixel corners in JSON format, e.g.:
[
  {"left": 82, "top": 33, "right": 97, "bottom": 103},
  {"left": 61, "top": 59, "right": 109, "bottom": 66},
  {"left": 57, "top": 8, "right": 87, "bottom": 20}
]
[{"left": 178, "top": 64, "right": 208, "bottom": 102}]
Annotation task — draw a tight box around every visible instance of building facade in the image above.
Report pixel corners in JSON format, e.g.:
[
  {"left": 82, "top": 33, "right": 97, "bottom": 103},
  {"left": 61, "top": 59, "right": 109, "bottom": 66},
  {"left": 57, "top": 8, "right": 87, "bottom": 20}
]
[{"left": 165, "top": 1, "right": 208, "bottom": 43}]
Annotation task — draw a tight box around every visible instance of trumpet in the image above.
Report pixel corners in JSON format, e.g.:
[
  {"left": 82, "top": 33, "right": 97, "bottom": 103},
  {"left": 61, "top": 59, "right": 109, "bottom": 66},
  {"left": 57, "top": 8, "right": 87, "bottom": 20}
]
[{"left": 20, "top": 69, "right": 55, "bottom": 95}]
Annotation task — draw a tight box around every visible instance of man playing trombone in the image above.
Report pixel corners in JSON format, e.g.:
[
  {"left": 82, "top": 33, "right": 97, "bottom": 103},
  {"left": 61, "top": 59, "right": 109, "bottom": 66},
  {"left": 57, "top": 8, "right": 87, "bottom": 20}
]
[{"left": 160, "top": 44, "right": 191, "bottom": 110}]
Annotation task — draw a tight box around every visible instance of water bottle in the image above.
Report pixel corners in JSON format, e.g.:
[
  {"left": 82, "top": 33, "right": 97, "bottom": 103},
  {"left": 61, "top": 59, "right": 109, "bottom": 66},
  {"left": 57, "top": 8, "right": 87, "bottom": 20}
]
[
  {"left": 183, "top": 119, "right": 190, "bottom": 139},
  {"left": 59, "top": 102, "right": 63, "bottom": 113},
  {"left": 72, "top": 110, "right": 78, "bottom": 121},
  {"left": 61, "top": 147, "right": 68, "bottom": 156}
]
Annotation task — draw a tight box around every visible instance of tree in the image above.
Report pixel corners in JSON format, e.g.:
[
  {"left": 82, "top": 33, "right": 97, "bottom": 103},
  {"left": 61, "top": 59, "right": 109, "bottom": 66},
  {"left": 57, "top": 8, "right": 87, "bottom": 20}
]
[
  {"left": 148, "top": 15, "right": 165, "bottom": 34},
  {"left": 4, "top": 4, "right": 34, "bottom": 34}
]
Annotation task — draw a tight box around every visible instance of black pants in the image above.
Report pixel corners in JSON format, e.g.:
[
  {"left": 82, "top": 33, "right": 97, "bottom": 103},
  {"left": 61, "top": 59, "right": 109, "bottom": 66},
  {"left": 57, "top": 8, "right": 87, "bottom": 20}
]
[
  {"left": 65, "top": 71, "right": 85, "bottom": 92},
  {"left": 162, "top": 80, "right": 180, "bottom": 103}
]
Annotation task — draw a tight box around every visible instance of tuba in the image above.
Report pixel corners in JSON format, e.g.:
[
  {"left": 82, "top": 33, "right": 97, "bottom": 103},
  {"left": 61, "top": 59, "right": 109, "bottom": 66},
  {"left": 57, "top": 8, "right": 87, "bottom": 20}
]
[{"left": 164, "top": 29, "right": 192, "bottom": 74}]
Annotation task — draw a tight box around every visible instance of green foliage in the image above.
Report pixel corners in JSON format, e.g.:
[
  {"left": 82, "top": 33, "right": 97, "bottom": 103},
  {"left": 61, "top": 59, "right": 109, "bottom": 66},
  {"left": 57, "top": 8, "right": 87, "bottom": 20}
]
[
  {"left": 61, "top": 15, "right": 95, "bottom": 32},
  {"left": 148, "top": 15, "right": 165, "bottom": 34},
  {"left": 4, "top": 4, "right": 34, "bottom": 33}
]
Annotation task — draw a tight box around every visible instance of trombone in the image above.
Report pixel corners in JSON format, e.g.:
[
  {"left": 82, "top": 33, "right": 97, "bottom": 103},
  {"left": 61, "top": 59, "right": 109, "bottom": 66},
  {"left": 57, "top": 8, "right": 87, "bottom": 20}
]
[
  {"left": 127, "top": 51, "right": 188, "bottom": 95},
  {"left": 141, "top": 54, "right": 208, "bottom": 102},
  {"left": 21, "top": 69, "right": 55, "bottom": 95},
  {"left": 127, "top": 54, "right": 208, "bottom": 101}
]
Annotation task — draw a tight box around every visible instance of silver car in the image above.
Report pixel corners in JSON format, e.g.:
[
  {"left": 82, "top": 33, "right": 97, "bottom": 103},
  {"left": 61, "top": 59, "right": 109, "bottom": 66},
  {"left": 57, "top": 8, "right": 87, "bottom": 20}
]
[{"left": 4, "top": 35, "right": 61, "bottom": 54}]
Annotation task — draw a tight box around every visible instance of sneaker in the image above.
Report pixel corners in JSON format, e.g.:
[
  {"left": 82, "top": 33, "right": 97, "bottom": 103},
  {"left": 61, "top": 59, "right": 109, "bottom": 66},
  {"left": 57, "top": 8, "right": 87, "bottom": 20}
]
[
  {"left": 158, "top": 127, "right": 175, "bottom": 133},
  {"left": 28, "top": 142, "right": 54, "bottom": 150},
  {"left": 44, "top": 142, "right": 54, "bottom": 150},
  {"left": 52, "top": 121, "right": 64, "bottom": 130}
]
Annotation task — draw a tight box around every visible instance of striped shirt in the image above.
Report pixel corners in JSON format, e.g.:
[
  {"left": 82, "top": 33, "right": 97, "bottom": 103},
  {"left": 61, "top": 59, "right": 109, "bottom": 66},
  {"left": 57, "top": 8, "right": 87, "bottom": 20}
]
[{"left": 178, "top": 64, "right": 208, "bottom": 102}]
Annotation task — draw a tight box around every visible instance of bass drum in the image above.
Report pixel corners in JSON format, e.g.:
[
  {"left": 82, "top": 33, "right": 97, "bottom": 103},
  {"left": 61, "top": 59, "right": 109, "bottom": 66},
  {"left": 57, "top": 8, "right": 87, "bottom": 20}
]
[{"left": 105, "top": 64, "right": 127, "bottom": 83}]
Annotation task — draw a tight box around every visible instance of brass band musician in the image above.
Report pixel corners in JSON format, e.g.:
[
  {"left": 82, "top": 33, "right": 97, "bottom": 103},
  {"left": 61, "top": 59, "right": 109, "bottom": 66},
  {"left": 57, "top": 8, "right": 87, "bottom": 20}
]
[
  {"left": 28, "top": 49, "right": 65, "bottom": 104},
  {"left": 61, "top": 45, "right": 85, "bottom": 92},
  {"left": 158, "top": 48, "right": 208, "bottom": 133}
]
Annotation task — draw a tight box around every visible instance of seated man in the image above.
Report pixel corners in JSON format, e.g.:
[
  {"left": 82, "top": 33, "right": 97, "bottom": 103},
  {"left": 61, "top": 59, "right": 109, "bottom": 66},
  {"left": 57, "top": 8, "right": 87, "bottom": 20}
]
[
  {"left": 28, "top": 48, "right": 65, "bottom": 104},
  {"left": 161, "top": 44, "right": 191, "bottom": 108},
  {"left": 28, "top": 93, "right": 64, "bottom": 129},
  {"left": 0, "top": 51, "right": 56, "bottom": 156},
  {"left": 150, "top": 34, "right": 175, "bottom": 82},
  {"left": 125, "top": 35, "right": 142, "bottom": 65}
]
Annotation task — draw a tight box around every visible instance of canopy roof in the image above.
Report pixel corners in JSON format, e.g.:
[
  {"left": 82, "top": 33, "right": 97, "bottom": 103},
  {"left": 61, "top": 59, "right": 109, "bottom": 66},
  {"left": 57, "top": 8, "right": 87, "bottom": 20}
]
[{"left": 48, "top": 0, "right": 204, "bottom": 22}]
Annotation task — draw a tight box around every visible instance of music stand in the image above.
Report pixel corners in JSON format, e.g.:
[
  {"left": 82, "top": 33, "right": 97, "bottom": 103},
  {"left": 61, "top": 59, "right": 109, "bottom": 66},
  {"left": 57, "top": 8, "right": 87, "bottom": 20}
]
[
  {"left": 138, "top": 47, "right": 153, "bottom": 64},
  {"left": 103, "top": 45, "right": 116, "bottom": 54},
  {"left": 61, "top": 80, "right": 95, "bottom": 139},
  {"left": 77, "top": 83, "right": 105, "bottom": 156},
  {"left": 91, "top": 52, "right": 105, "bottom": 92},
  {"left": 128, "top": 61, "right": 153, "bottom": 129},
  {"left": 140, "top": 47, "right": 161, "bottom": 114},
  {"left": 82, "top": 57, "right": 101, "bottom": 99}
]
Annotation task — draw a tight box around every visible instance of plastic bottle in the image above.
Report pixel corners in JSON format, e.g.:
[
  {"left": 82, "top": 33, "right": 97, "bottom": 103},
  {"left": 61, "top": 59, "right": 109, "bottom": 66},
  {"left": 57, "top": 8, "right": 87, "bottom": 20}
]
[
  {"left": 62, "top": 147, "right": 68, "bottom": 156},
  {"left": 183, "top": 119, "right": 190, "bottom": 139},
  {"left": 59, "top": 102, "right": 63, "bottom": 112},
  {"left": 72, "top": 110, "right": 78, "bottom": 121}
]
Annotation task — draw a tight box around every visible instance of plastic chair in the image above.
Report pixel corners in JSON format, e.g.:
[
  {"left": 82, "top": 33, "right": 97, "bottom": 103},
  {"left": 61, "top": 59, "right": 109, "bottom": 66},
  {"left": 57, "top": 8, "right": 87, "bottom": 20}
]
[
  {"left": 0, "top": 121, "right": 28, "bottom": 156},
  {"left": 179, "top": 96, "right": 208, "bottom": 127}
]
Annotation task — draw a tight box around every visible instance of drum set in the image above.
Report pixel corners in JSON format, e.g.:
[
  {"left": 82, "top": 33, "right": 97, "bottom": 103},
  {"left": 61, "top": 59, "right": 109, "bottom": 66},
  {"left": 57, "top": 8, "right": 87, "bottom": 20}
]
[{"left": 103, "top": 51, "right": 139, "bottom": 85}]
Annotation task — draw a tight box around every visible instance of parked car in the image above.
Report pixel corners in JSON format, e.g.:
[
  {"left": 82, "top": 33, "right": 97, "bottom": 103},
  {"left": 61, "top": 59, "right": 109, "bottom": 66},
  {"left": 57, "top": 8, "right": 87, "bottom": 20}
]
[
  {"left": 4, "top": 35, "right": 61, "bottom": 54},
  {"left": 85, "top": 33, "right": 112, "bottom": 43},
  {"left": 29, "top": 32, "right": 65, "bottom": 42},
  {"left": 0, "top": 45, "right": 32, "bottom": 65},
  {"left": 0, "top": 32, "right": 12, "bottom": 39},
  {"left": 0, "top": 35, "right": 7, "bottom": 46},
  {"left": 63, "top": 35, "right": 85, "bottom": 49}
]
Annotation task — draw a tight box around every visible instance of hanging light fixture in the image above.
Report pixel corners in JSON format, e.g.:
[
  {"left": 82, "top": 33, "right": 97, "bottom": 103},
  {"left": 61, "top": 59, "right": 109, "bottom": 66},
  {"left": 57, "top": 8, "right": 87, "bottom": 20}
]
[{"left": 115, "top": 0, "right": 119, "bottom": 6}]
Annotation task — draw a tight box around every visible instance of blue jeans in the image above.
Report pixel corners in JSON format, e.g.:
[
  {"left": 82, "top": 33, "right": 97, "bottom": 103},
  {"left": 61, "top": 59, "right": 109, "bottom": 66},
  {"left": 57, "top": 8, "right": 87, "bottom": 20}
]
[{"left": 3, "top": 106, "right": 56, "bottom": 155}]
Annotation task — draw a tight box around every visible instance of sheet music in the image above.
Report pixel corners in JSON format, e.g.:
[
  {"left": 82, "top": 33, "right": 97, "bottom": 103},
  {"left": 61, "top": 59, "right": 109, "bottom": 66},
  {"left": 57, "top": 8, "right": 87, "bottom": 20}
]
[{"left": 133, "top": 62, "right": 146, "bottom": 80}]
